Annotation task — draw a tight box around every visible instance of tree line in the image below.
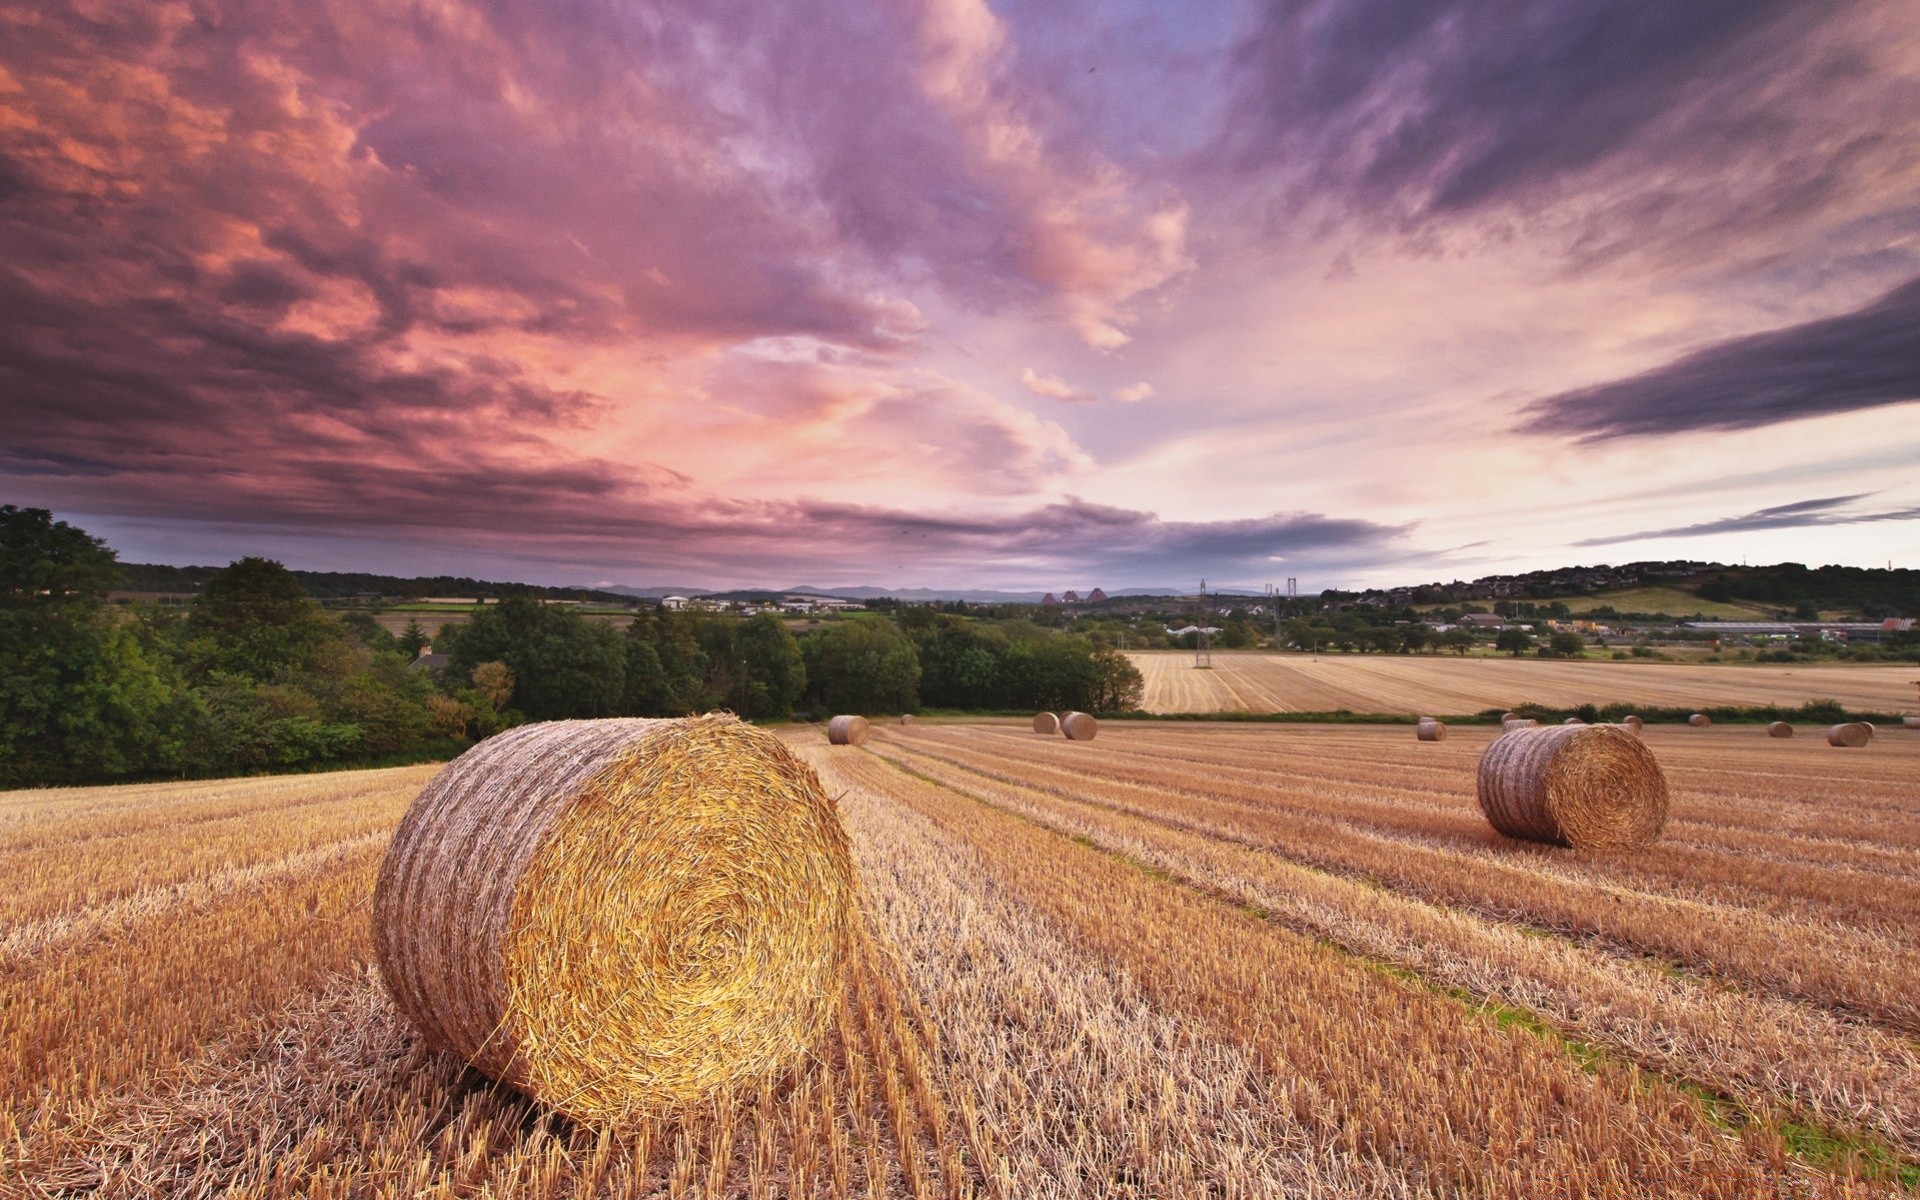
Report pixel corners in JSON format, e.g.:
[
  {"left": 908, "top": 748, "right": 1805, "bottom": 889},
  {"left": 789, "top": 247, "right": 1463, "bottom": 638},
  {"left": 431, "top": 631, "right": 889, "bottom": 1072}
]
[{"left": 0, "top": 506, "right": 1142, "bottom": 787}]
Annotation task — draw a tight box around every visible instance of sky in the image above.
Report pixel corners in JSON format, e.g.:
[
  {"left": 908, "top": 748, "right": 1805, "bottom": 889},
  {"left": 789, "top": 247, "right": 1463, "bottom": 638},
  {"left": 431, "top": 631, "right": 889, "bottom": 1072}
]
[{"left": 3, "top": 0, "right": 1918, "bottom": 592}]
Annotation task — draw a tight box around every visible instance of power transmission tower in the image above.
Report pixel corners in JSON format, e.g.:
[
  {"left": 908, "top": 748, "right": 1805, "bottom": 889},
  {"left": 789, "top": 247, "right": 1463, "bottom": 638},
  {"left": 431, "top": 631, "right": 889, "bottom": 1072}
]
[{"left": 1195, "top": 578, "right": 1211, "bottom": 668}]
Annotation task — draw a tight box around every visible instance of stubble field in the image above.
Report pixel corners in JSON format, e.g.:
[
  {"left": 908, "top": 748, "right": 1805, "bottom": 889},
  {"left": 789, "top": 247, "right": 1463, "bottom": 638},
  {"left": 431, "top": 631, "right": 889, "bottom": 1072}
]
[
  {"left": 3, "top": 721, "right": 1918, "bottom": 1197},
  {"left": 1126, "top": 650, "right": 1920, "bottom": 714}
]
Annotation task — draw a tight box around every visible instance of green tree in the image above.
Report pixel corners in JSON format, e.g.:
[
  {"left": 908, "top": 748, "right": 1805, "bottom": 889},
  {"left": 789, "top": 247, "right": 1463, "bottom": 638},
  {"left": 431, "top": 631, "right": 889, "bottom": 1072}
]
[
  {"left": 0, "top": 508, "right": 188, "bottom": 785},
  {"left": 398, "top": 617, "right": 430, "bottom": 658},
  {"left": 1443, "top": 628, "right": 1476, "bottom": 655},
  {"left": 1496, "top": 627, "right": 1533, "bottom": 656},
  {"left": 728, "top": 614, "right": 805, "bottom": 719},
  {"left": 804, "top": 620, "right": 920, "bottom": 715},
  {"left": 1545, "top": 631, "right": 1586, "bottom": 659},
  {"left": 186, "top": 558, "right": 338, "bottom": 680},
  {"left": 441, "top": 596, "right": 625, "bottom": 720}
]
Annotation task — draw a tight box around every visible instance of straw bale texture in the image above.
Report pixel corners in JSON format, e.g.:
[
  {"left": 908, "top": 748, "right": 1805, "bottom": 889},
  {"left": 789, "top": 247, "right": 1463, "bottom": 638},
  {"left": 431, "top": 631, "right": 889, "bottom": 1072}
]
[
  {"left": 373, "top": 716, "right": 855, "bottom": 1122},
  {"left": 826, "top": 715, "right": 870, "bottom": 746},
  {"left": 1826, "top": 723, "right": 1871, "bottom": 748},
  {"left": 1688, "top": 714, "right": 1712, "bottom": 727},
  {"left": 1060, "top": 711, "right": 1099, "bottom": 741},
  {"left": 1767, "top": 721, "right": 1793, "bottom": 738},
  {"left": 1476, "top": 724, "right": 1669, "bottom": 851},
  {"left": 1032, "top": 711, "right": 1060, "bottom": 735},
  {"left": 1502, "top": 718, "right": 1538, "bottom": 732},
  {"left": 1416, "top": 719, "right": 1446, "bottom": 742}
]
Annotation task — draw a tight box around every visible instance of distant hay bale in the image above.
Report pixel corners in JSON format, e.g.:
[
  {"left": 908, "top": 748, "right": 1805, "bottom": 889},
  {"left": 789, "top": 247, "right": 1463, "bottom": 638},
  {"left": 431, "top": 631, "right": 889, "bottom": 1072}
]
[
  {"left": 1032, "top": 711, "right": 1061, "bottom": 735},
  {"left": 1502, "top": 718, "right": 1538, "bottom": 732},
  {"left": 1827, "top": 723, "right": 1871, "bottom": 748},
  {"left": 1906, "top": 716, "right": 1920, "bottom": 730},
  {"left": 1416, "top": 719, "right": 1446, "bottom": 742},
  {"left": 1767, "top": 721, "right": 1793, "bottom": 738},
  {"left": 1688, "top": 713, "right": 1712, "bottom": 728},
  {"left": 1060, "top": 711, "right": 1098, "bottom": 741},
  {"left": 1622, "top": 715, "right": 1644, "bottom": 731},
  {"left": 1500, "top": 712, "right": 1521, "bottom": 724},
  {"left": 1476, "top": 724, "right": 1669, "bottom": 851},
  {"left": 898, "top": 714, "right": 915, "bottom": 725},
  {"left": 373, "top": 716, "right": 855, "bottom": 1122},
  {"left": 1562, "top": 717, "right": 1585, "bottom": 725},
  {"left": 826, "top": 715, "right": 870, "bottom": 745}
]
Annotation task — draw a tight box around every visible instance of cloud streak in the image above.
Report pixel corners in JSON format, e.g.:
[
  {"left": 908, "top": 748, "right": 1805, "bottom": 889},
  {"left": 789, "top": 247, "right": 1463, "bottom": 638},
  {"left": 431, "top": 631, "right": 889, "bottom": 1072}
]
[
  {"left": 1575, "top": 494, "right": 1920, "bottom": 546},
  {"left": 1520, "top": 275, "right": 1920, "bottom": 439}
]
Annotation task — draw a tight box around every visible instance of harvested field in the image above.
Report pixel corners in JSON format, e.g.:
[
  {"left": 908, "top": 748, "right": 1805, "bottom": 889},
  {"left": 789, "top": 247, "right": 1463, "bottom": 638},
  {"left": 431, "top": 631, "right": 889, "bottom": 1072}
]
[
  {"left": 3, "top": 723, "right": 1916, "bottom": 1196},
  {"left": 1128, "top": 650, "right": 1920, "bottom": 714}
]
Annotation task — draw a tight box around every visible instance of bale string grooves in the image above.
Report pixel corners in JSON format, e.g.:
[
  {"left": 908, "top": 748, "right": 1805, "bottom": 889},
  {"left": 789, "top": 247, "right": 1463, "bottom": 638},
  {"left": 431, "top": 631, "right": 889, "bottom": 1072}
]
[
  {"left": 1476, "top": 724, "right": 1669, "bottom": 851},
  {"left": 373, "top": 715, "right": 856, "bottom": 1122}
]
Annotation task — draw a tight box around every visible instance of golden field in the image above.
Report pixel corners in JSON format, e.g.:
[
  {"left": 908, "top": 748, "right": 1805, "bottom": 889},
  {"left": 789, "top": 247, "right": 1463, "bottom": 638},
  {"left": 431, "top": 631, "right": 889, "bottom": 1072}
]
[
  {"left": 3, "top": 721, "right": 1919, "bottom": 1197},
  {"left": 1127, "top": 650, "right": 1920, "bottom": 714}
]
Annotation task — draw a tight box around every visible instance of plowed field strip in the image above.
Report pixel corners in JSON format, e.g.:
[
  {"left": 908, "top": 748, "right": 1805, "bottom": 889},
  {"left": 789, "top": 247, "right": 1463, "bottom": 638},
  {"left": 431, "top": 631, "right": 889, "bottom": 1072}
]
[
  {"left": 851, "top": 744, "right": 1920, "bottom": 1159},
  {"left": 0, "top": 845, "right": 385, "bottom": 1121},
  {"left": 0, "top": 785, "right": 414, "bottom": 924},
  {"left": 1128, "top": 652, "right": 1920, "bottom": 715},
  {"left": 871, "top": 737, "right": 1920, "bottom": 1036},
  {"left": 903, "top": 727, "right": 1920, "bottom": 927},
  {"left": 832, "top": 751, "right": 1857, "bottom": 1199},
  {"left": 938, "top": 724, "right": 1920, "bottom": 848},
  {"left": 0, "top": 766, "right": 437, "bottom": 851}
]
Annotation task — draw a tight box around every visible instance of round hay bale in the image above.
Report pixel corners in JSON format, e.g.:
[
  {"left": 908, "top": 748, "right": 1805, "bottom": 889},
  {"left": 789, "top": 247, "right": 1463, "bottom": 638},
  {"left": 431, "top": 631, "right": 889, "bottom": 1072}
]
[
  {"left": 1827, "top": 722, "right": 1871, "bottom": 748},
  {"left": 372, "top": 716, "right": 855, "bottom": 1122},
  {"left": 1502, "top": 717, "right": 1538, "bottom": 732},
  {"left": 1032, "top": 711, "right": 1061, "bottom": 735},
  {"left": 1060, "top": 711, "right": 1098, "bottom": 741},
  {"left": 1688, "top": 713, "right": 1712, "bottom": 728},
  {"left": 1562, "top": 717, "right": 1585, "bottom": 725},
  {"left": 1905, "top": 716, "right": 1920, "bottom": 730},
  {"left": 826, "top": 715, "right": 870, "bottom": 746},
  {"left": 1476, "top": 724, "right": 1668, "bottom": 851},
  {"left": 1767, "top": 721, "right": 1793, "bottom": 738},
  {"left": 1500, "top": 712, "right": 1521, "bottom": 724},
  {"left": 898, "top": 714, "right": 915, "bottom": 725},
  {"left": 1622, "top": 715, "right": 1644, "bottom": 731},
  {"left": 1416, "top": 719, "right": 1446, "bottom": 742}
]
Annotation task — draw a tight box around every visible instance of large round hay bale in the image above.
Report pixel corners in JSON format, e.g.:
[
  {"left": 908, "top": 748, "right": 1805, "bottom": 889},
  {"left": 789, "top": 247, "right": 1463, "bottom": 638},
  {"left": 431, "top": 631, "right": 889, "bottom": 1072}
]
[
  {"left": 1476, "top": 724, "right": 1669, "bottom": 851},
  {"left": 1827, "top": 722, "right": 1871, "bottom": 748},
  {"left": 1767, "top": 721, "right": 1793, "bottom": 738},
  {"left": 1688, "top": 713, "right": 1712, "bottom": 728},
  {"left": 1905, "top": 716, "right": 1920, "bottom": 730},
  {"left": 1032, "top": 711, "right": 1061, "bottom": 734},
  {"left": 826, "top": 715, "right": 870, "bottom": 745},
  {"left": 1622, "top": 715, "right": 1644, "bottom": 732},
  {"left": 1060, "top": 711, "right": 1098, "bottom": 740},
  {"left": 1502, "top": 717, "right": 1538, "bottom": 732},
  {"left": 1416, "top": 719, "right": 1446, "bottom": 742},
  {"left": 373, "top": 716, "right": 854, "bottom": 1122}
]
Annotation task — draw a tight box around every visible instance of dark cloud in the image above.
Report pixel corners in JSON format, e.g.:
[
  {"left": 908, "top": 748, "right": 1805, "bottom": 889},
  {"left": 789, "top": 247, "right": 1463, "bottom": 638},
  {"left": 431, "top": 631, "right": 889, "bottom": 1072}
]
[
  {"left": 1222, "top": 0, "right": 1918, "bottom": 258},
  {"left": 1520, "top": 274, "right": 1920, "bottom": 439},
  {"left": 1575, "top": 494, "right": 1920, "bottom": 546}
]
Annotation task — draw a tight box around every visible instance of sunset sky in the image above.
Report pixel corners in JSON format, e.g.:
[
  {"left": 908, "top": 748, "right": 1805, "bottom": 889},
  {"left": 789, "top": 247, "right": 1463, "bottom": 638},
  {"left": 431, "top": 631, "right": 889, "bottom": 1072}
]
[{"left": 4, "top": 0, "right": 1918, "bottom": 591}]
